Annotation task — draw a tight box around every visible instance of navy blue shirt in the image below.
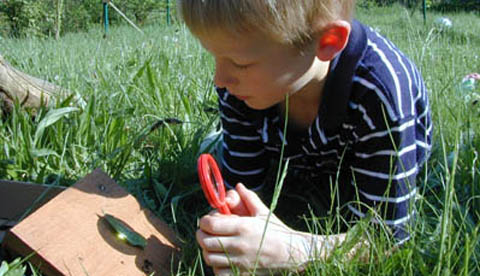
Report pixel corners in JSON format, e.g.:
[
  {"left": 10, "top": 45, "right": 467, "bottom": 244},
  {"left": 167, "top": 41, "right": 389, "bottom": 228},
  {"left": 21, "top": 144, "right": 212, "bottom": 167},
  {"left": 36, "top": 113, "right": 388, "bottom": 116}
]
[{"left": 216, "top": 20, "right": 432, "bottom": 244}]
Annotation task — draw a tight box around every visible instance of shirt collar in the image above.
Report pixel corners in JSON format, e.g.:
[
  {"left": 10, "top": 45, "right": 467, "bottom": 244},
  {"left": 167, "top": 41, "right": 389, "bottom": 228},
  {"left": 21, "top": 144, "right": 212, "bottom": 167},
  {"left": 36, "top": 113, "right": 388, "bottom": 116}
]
[{"left": 318, "top": 19, "right": 367, "bottom": 130}]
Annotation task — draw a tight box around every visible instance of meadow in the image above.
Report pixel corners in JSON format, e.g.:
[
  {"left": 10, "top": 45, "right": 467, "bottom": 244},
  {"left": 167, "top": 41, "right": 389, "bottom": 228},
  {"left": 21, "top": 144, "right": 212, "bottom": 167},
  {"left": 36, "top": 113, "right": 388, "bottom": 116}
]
[{"left": 1, "top": 4, "right": 480, "bottom": 275}]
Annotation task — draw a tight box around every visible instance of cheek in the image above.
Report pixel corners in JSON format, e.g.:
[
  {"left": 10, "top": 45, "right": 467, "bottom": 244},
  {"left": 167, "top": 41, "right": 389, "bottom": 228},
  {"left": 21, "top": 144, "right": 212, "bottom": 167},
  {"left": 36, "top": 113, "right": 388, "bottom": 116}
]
[{"left": 251, "top": 65, "right": 291, "bottom": 89}]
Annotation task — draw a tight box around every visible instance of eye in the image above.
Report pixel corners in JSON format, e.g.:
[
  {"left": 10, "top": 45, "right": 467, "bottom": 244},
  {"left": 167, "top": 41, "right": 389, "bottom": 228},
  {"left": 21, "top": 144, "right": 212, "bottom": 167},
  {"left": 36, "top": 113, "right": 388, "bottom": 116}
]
[{"left": 232, "top": 61, "right": 251, "bottom": 70}]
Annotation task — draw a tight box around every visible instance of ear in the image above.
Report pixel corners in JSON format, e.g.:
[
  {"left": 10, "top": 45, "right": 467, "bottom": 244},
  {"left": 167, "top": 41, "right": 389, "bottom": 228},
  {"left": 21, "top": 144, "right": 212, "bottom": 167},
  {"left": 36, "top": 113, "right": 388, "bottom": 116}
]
[{"left": 316, "top": 21, "right": 351, "bottom": 62}]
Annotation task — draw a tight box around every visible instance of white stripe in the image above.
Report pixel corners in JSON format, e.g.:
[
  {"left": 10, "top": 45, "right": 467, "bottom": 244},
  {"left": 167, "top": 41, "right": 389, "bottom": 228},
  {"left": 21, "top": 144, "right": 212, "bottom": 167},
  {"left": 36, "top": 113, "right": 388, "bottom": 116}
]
[
  {"left": 358, "top": 118, "right": 415, "bottom": 142},
  {"left": 410, "top": 61, "right": 422, "bottom": 104},
  {"left": 315, "top": 118, "right": 327, "bottom": 144},
  {"left": 278, "top": 129, "right": 287, "bottom": 145},
  {"left": 416, "top": 121, "right": 433, "bottom": 141},
  {"left": 416, "top": 140, "right": 431, "bottom": 150},
  {"left": 395, "top": 235, "right": 411, "bottom": 246},
  {"left": 353, "top": 76, "right": 398, "bottom": 121},
  {"left": 224, "top": 144, "right": 265, "bottom": 158},
  {"left": 262, "top": 118, "right": 268, "bottom": 143},
  {"left": 368, "top": 39, "right": 404, "bottom": 118},
  {"left": 349, "top": 102, "right": 376, "bottom": 130},
  {"left": 308, "top": 128, "right": 317, "bottom": 150},
  {"left": 417, "top": 107, "right": 429, "bottom": 121},
  {"left": 355, "top": 143, "right": 416, "bottom": 159},
  {"left": 375, "top": 33, "right": 415, "bottom": 116},
  {"left": 316, "top": 160, "right": 338, "bottom": 167},
  {"left": 292, "top": 165, "right": 315, "bottom": 170},
  {"left": 221, "top": 114, "right": 254, "bottom": 126},
  {"left": 351, "top": 165, "right": 418, "bottom": 180},
  {"left": 327, "top": 134, "right": 346, "bottom": 146},
  {"left": 418, "top": 119, "right": 433, "bottom": 136},
  {"left": 219, "top": 97, "right": 243, "bottom": 116},
  {"left": 426, "top": 120, "right": 433, "bottom": 133},
  {"left": 222, "top": 159, "right": 265, "bottom": 176},
  {"left": 287, "top": 153, "right": 304, "bottom": 160},
  {"left": 347, "top": 204, "right": 414, "bottom": 226},
  {"left": 319, "top": 149, "right": 339, "bottom": 156},
  {"left": 358, "top": 187, "right": 417, "bottom": 203},
  {"left": 265, "top": 146, "right": 279, "bottom": 152},
  {"left": 352, "top": 131, "right": 359, "bottom": 140},
  {"left": 224, "top": 130, "right": 260, "bottom": 141}
]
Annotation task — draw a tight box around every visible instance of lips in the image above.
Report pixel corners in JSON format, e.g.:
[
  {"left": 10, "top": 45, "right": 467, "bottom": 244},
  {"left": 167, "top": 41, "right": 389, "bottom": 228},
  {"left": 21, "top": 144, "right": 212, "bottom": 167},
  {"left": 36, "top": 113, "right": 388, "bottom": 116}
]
[
  {"left": 229, "top": 91, "right": 249, "bottom": 101},
  {"left": 235, "top": 95, "right": 249, "bottom": 100}
]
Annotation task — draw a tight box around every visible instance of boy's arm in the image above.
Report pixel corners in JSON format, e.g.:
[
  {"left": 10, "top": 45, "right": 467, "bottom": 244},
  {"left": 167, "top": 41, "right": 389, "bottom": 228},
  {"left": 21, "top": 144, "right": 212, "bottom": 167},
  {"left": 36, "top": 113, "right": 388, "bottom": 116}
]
[
  {"left": 347, "top": 76, "right": 432, "bottom": 245},
  {"left": 293, "top": 231, "right": 369, "bottom": 267}
]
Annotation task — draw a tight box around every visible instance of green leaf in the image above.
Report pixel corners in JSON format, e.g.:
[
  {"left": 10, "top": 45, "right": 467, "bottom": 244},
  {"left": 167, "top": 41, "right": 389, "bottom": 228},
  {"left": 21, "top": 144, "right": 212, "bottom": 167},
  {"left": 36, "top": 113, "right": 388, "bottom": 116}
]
[
  {"left": 103, "top": 214, "right": 147, "bottom": 249},
  {"left": 0, "top": 258, "right": 27, "bottom": 276},
  {"left": 33, "top": 107, "right": 79, "bottom": 145},
  {"left": 31, "top": 148, "right": 60, "bottom": 158},
  {"left": 0, "top": 261, "right": 9, "bottom": 276}
]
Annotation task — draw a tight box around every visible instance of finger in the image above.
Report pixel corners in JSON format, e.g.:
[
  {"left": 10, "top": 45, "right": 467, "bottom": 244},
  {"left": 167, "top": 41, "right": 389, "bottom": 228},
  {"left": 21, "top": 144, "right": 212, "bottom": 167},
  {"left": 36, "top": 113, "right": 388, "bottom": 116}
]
[
  {"left": 226, "top": 189, "right": 240, "bottom": 207},
  {"left": 196, "top": 229, "right": 240, "bottom": 253},
  {"left": 202, "top": 250, "right": 234, "bottom": 267},
  {"left": 213, "top": 267, "right": 252, "bottom": 276},
  {"left": 226, "top": 188, "right": 250, "bottom": 216},
  {"left": 199, "top": 215, "right": 241, "bottom": 235},
  {"left": 236, "top": 183, "right": 269, "bottom": 216},
  {"left": 213, "top": 267, "right": 234, "bottom": 276}
]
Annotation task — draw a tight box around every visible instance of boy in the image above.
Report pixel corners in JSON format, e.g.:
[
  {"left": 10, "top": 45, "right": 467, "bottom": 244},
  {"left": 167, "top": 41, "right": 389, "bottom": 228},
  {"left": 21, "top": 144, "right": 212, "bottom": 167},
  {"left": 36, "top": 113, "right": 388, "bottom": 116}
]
[{"left": 178, "top": 0, "right": 432, "bottom": 275}]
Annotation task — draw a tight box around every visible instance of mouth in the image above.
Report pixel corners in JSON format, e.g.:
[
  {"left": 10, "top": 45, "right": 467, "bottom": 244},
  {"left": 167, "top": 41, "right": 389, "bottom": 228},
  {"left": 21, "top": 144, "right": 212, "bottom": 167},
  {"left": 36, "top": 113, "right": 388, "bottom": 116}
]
[
  {"left": 229, "top": 92, "right": 249, "bottom": 101},
  {"left": 235, "top": 95, "right": 249, "bottom": 101}
]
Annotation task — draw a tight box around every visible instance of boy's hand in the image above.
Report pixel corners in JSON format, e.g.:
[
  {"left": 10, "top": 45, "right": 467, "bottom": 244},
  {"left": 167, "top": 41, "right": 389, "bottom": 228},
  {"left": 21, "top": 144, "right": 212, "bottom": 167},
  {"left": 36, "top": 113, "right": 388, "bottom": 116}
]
[
  {"left": 223, "top": 184, "right": 254, "bottom": 216},
  {"left": 196, "top": 183, "right": 308, "bottom": 275}
]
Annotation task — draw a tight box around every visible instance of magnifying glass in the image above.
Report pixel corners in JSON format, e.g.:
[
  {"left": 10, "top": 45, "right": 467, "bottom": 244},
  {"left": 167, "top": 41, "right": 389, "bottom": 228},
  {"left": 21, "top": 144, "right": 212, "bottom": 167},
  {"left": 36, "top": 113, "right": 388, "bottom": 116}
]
[{"left": 197, "top": 153, "right": 231, "bottom": 215}]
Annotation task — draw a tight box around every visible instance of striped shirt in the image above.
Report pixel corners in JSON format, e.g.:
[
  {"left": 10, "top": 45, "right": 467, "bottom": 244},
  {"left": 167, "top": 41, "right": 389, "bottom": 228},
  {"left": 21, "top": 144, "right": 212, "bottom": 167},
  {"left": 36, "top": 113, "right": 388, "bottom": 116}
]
[{"left": 216, "top": 20, "right": 432, "bottom": 244}]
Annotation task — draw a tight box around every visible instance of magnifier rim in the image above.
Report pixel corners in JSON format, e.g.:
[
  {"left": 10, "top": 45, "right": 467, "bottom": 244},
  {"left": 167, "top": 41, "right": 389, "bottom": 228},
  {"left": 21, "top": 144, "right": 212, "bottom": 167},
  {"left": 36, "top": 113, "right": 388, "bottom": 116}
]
[{"left": 198, "top": 154, "right": 227, "bottom": 210}]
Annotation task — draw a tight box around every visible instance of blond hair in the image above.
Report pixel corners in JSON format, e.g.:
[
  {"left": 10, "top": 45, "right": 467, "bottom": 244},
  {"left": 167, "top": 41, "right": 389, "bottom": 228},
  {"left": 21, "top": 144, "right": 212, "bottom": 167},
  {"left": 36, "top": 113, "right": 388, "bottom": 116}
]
[{"left": 177, "top": 0, "right": 355, "bottom": 48}]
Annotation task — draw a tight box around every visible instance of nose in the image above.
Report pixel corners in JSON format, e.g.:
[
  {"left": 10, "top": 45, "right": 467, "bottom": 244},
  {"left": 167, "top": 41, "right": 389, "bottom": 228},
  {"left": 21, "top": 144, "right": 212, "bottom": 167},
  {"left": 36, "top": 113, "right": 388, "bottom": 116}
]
[{"left": 214, "top": 60, "right": 237, "bottom": 88}]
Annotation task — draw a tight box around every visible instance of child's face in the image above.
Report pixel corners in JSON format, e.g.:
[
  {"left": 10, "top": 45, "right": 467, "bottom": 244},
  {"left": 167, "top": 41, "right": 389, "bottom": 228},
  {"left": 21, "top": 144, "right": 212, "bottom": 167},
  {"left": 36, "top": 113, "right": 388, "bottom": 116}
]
[{"left": 198, "top": 30, "right": 327, "bottom": 110}]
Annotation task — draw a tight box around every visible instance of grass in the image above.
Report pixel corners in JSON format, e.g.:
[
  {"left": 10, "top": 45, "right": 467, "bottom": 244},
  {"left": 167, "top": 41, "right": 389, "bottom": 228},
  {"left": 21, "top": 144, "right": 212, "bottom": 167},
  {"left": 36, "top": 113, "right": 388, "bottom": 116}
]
[{"left": 1, "top": 3, "right": 480, "bottom": 275}]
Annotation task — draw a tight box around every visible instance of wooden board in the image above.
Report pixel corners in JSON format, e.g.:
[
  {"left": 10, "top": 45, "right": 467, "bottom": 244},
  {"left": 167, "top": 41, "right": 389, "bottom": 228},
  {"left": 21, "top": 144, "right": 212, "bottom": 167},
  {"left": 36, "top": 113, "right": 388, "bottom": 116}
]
[
  {"left": 3, "top": 169, "right": 180, "bottom": 276},
  {"left": 0, "top": 180, "right": 65, "bottom": 221},
  {"left": 0, "top": 180, "right": 65, "bottom": 244}
]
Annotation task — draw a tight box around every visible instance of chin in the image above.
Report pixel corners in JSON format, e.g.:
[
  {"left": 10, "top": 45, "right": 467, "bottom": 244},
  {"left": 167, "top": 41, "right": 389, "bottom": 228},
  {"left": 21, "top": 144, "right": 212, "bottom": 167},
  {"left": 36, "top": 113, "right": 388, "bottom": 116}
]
[{"left": 244, "top": 100, "right": 274, "bottom": 111}]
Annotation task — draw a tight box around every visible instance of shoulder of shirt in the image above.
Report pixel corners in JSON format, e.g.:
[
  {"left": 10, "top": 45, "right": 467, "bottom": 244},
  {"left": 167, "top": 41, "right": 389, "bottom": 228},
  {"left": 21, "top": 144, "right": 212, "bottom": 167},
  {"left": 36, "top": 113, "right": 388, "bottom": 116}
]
[
  {"left": 358, "top": 26, "right": 417, "bottom": 85},
  {"left": 349, "top": 25, "right": 424, "bottom": 122}
]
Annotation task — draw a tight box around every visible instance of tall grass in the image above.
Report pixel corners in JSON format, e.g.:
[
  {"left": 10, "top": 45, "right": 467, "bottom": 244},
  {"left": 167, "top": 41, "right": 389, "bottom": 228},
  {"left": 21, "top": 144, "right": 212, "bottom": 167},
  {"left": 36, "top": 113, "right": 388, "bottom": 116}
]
[{"left": 1, "top": 4, "right": 479, "bottom": 275}]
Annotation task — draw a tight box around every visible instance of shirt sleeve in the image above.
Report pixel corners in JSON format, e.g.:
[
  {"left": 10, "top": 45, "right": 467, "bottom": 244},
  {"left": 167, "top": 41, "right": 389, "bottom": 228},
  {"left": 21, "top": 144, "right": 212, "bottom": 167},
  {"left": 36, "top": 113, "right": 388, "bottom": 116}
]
[
  {"left": 347, "top": 68, "right": 432, "bottom": 245},
  {"left": 216, "top": 88, "right": 270, "bottom": 190}
]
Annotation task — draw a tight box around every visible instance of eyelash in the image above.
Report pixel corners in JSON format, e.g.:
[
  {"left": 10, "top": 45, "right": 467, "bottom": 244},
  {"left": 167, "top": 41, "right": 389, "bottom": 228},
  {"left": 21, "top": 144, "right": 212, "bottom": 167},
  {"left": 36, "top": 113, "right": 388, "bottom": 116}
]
[{"left": 232, "top": 62, "right": 250, "bottom": 70}]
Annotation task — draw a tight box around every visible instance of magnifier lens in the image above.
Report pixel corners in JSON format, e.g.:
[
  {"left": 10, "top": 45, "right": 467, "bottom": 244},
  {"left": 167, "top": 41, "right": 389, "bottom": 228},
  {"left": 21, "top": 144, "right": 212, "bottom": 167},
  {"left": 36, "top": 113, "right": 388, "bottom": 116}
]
[{"left": 209, "top": 167, "right": 220, "bottom": 198}]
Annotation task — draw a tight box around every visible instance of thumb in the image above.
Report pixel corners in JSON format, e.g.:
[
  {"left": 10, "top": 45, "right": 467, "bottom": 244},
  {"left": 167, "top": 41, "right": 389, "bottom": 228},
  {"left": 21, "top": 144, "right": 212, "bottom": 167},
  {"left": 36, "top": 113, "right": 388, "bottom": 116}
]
[
  {"left": 236, "top": 183, "right": 270, "bottom": 216},
  {"left": 225, "top": 189, "right": 250, "bottom": 216}
]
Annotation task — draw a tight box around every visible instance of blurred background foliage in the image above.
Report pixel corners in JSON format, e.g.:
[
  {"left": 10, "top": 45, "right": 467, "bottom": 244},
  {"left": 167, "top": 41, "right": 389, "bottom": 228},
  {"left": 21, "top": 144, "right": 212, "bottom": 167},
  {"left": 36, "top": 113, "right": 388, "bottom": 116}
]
[
  {"left": 358, "top": 0, "right": 480, "bottom": 11},
  {"left": 0, "top": 0, "right": 478, "bottom": 38},
  {"left": 0, "top": 0, "right": 176, "bottom": 38}
]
